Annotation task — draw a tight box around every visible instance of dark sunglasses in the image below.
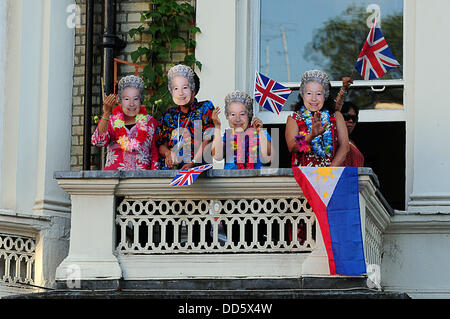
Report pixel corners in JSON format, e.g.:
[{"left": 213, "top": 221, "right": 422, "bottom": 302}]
[{"left": 343, "top": 113, "right": 358, "bottom": 123}]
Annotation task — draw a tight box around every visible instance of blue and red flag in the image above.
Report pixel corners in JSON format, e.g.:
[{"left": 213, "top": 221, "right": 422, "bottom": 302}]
[
  {"left": 169, "top": 164, "right": 213, "bottom": 187},
  {"left": 292, "top": 166, "right": 366, "bottom": 275},
  {"left": 254, "top": 72, "right": 291, "bottom": 115},
  {"left": 355, "top": 21, "right": 400, "bottom": 80}
]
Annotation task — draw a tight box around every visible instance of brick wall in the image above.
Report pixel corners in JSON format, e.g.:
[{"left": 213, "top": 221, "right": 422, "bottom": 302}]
[{"left": 71, "top": 0, "right": 195, "bottom": 170}]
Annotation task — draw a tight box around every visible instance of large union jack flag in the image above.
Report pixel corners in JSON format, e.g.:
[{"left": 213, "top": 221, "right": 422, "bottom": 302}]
[
  {"left": 355, "top": 21, "right": 400, "bottom": 80},
  {"left": 254, "top": 72, "right": 291, "bottom": 115},
  {"left": 169, "top": 164, "right": 213, "bottom": 187}
]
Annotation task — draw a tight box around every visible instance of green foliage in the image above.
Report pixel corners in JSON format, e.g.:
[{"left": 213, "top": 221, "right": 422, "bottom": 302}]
[
  {"left": 304, "top": 5, "right": 403, "bottom": 80},
  {"left": 129, "top": 0, "right": 201, "bottom": 119},
  {"left": 303, "top": 5, "right": 403, "bottom": 109}
]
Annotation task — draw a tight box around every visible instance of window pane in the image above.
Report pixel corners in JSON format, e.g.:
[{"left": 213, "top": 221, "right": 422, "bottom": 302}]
[
  {"left": 260, "top": 0, "right": 403, "bottom": 82},
  {"left": 341, "top": 86, "right": 403, "bottom": 110},
  {"left": 275, "top": 86, "right": 403, "bottom": 113}
]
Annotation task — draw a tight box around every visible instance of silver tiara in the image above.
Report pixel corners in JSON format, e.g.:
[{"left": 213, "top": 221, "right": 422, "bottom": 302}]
[
  {"left": 224, "top": 90, "right": 254, "bottom": 119},
  {"left": 300, "top": 69, "right": 330, "bottom": 98},
  {"left": 167, "top": 64, "right": 196, "bottom": 93},
  {"left": 117, "top": 75, "right": 145, "bottom": 102}
]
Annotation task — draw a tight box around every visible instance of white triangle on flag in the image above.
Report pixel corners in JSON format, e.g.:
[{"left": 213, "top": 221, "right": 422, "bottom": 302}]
[{"left": 300, "top": 167, "right": 345, "bottom": 206}]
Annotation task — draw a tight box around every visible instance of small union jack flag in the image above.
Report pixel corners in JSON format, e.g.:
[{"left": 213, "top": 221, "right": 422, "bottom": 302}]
[
  {"left": 169, "top": 164, "right": 213, "bottom": 187},
  {"left": 355, "top": 21, "right": 400, "bottom": 80},
  {"left": 254, "top": 72, "right": 291, "bottom": 115}
]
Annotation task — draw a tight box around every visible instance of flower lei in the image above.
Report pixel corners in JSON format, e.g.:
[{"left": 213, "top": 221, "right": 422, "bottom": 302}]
[
  {"left": 112, "top": 105, "right": 148, "bottom": 152},
  {"left": 299, "top": 105, "right": 333, "bottom": 157},
  {"left": 295, "top": 131, "right": 311, "bottom": 153},
  {"left": 230, "top": 128, "right": 258, "bottom": 169}
]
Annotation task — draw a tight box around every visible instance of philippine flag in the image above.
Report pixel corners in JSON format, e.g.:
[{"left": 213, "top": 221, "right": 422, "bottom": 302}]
[{"left": 292, "top": 166, "right": 366, "bottom": 275}]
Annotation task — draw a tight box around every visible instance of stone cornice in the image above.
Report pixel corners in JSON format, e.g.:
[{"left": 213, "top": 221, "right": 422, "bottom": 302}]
[{"left": 385, "top": 212, "right": 450, "bottom": 234}]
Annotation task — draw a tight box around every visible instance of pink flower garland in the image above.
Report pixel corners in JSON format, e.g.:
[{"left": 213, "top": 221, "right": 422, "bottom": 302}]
[
  {"left": 234, "top": 128, "right": 258, "bottom": 169},
  {"left": 112, "top": 105, "right": 148, "bottom": 152}
]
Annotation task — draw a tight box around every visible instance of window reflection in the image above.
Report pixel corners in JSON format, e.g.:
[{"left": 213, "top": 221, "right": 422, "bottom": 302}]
[
  {"left": 261, "top": 86, "right": 403, "bottom": 113},
  {"left": 260, "top": 0, "right": 403, "bottom": 82}
]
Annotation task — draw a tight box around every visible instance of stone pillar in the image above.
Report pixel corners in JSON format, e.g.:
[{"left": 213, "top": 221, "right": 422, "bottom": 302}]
[
  {"left": 301, "top": 224, "right": 331, "bottom": 276},
  {"left": 407, "top": 0, "right": 450, "bottom": 214},
  {"left": 55, "top": 175, "right": 122, "bottom": 289}
]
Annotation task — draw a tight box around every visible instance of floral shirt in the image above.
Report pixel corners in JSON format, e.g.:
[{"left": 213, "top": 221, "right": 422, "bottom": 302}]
[
  {"left": 222, "top": 129, "right": 272, "bottom": 169},
  {"left": 91, "top": 114, "right": 159, "bottom": 170},
  {"left": 291, "top": 111, "right": 337, "bottom": 167},
  {"left": 156, "top": 99, "right": 215, "bottom": 169}
]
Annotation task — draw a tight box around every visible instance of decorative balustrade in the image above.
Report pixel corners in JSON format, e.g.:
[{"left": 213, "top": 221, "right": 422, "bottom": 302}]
[
  {"left": 54, "top": 168, "right": 393, "bottom": 289},
  {"left": 0, "top": 233, "right": 35, "bottom": 285},
  {"left": 115, "top": 197, "right": 316, "bottom": 254}
]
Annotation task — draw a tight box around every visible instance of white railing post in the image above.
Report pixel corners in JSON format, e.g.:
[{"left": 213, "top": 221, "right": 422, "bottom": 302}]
[
  {"left": 301, "top": 223, "right": 331, "bottom": 276},
  {"left": 55, "top": 176, "right": 121, "bottom": 288}
]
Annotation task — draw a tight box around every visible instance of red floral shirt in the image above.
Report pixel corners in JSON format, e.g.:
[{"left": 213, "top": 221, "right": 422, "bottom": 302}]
[
  {"left": 290, "top": 111, "right": 338, "bottom": 167},
  {"left": 91, "top": 114, "right": 159, "bottom": 170}
]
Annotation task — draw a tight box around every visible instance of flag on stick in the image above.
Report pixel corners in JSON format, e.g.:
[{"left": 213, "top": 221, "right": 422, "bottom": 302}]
[
  {"left": 355, "top": 21, "right": 400, "bottom": 80},
  {"left": 254, "top": 72, "right": 291, "bottom": 115},
  {"left": 292, "top": 166, "right": 366, "bottom": 275},
  {"left": 169, "top": 164, "right": 213, "bottom": 187}
]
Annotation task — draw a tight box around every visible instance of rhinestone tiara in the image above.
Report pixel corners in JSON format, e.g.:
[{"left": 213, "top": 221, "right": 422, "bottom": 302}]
[
  {"left": 224, "top": 90, "right": 254, "bottom": 119},
  {"left": 117, "top": 75, "right": 145, "bottom": 101},
  {"left": 167, "top": 64, "right": 196, "bottom": 93},
  {"left": 300, "top": 69, "right": 330, "bottom": 99},
  {"left": 301, "top": 69, "right": 330, "bottom": 84}
]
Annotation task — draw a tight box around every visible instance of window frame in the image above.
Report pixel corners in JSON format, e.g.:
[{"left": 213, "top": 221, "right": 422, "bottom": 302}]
[{"left": 247, "top": 0, "right": 406, "bottom": 124}]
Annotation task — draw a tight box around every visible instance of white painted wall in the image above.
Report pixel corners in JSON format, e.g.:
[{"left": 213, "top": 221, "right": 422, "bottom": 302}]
[
  {"left": 32, "top": 0, "right": 74, "bottom": 216},
  {"left": 196, "top": 0, "right": 237, "bottom": 124},
  {"left": 383, "top": 214, "right": 450, "bottom": 298},
  {"left": 0, "top": 0, "right": 22, "bottom": 211},
  {"left": 0, "top": 0, "right": 73, "bottom": 215},
  {"left": 407, "top": 0, "right": 450, "bottom": 213},
  {"left": 0, "top": 0, "right": 75, "bottom": 290},
  {"left": 0, "top": 1, "right": 6, "bottom": 200}
]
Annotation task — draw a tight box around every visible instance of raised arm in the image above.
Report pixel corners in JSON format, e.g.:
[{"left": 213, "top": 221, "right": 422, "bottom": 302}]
[
  {"left": 334, "top": 77, "right": 353, "bottom": 112},
  {"left": 330, "top": 111, "right": 349, "bottom": 166},
  {"left": 210, "top": 106, "right": 223, "bottom": 160}
]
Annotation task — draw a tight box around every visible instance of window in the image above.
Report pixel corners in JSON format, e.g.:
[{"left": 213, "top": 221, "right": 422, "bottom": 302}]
[{"left": 254, "top": 0, "right": 404, "bottom": 121}]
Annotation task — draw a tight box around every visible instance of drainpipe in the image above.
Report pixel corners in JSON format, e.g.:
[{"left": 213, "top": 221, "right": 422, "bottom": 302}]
[
  {"left": 103, "top": 0, "right": 118, "bottom": 96},
  {"left": 98, "top": 0, "right": 125, "bottom": 169},
  {"left": 103, "top": 0, "right": 126, "bottom": 96},
  {"left": 82, "top": 0, "right": 94, "bottom": 170}
]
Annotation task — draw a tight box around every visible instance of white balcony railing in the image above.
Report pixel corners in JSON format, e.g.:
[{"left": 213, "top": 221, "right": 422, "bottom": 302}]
[
  {"left": 54, "top": 168, "right": 392, "bottom": 287},
  {"left": 0, "top": 233, "right": 35, "bottom": 285}
]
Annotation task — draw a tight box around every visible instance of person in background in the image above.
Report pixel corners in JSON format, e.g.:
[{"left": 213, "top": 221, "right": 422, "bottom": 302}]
[
  {"left": 333, "top": 76, "right": 364, "bottom": 167},
  {"left": 341, "top": 101, "right": 364, "bottom": 167},
  {"left": 91, "top": 75, "right": 159, "bottom": 170}
]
